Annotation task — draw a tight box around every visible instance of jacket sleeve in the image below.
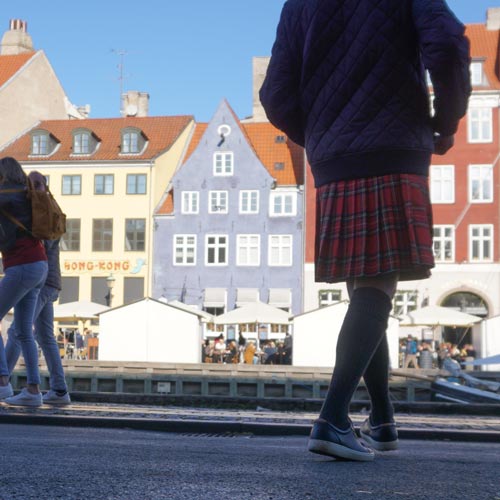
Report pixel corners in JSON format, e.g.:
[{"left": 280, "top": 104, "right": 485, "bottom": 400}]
[
  {"left": 412, "top": 0, "right": 472, "bottom": 136},
  {"left": 259, "top": 1, "right": 305, "bottom": 146}
]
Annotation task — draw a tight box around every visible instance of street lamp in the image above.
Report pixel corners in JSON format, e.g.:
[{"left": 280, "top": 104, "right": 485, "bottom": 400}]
[{"left": 105, "top": 273, "right": 116, "bottom": 307}]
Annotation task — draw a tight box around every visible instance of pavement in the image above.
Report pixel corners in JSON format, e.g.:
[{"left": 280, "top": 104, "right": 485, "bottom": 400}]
[{"left": 1, "top": 396, "right": 499, "bottom": 442}]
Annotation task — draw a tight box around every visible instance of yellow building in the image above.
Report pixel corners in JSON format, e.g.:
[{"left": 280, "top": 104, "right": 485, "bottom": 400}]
[{"left": 1, "top": 113, "right": 194, "bottom": 307}]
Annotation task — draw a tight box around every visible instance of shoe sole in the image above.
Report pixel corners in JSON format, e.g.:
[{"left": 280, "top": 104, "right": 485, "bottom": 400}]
[
  {"left": 308, "top": 438, "right": 375, "bottom": 461},
  {"left": 43, "top": 400, "right": 71, "bottom": 406},
  {"left": 359, "top": 431, "right": 399, "bottom": 451},
  {"left": 5, "top": 401, "right": 42, "bottom": 407}
]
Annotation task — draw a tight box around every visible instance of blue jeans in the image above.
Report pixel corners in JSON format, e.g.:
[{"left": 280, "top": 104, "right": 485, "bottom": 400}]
[
  {"left": 6, "top": 285, "right": 68, "bottom": 391},
  {"left": 0, "top": 261, "right": 48, "bottom": 384}
]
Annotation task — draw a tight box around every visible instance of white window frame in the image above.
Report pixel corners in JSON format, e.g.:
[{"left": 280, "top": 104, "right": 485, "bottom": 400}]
[
  {"left": 430, "top": 165, "right": 455, "bottom": 204},
  {"left": 239, "top": 190, "right": 259, "bottom": 214},
  {"left": 470, "top": 61, "right": 483, "bottom": 86},
  {"left": 469, "top": 224, "right": 493, "bottom": 262},
  {"left": 318, "top": 290, "right": 342, "bottom": 308},
  {"left": 236, "top": 235, "right": 260, "bottom": 266},
  {"left": 173, "top": 235, "right": 197, "bottom": 266},
  {"left": 469, "top": 164, "right": 493, "bottom": 203},
  {"left": 208, "top": 191, "right": 229, "bottom": 214},
  {"left": 468, "top": 107, "right": 493, "bottom": 143},
  {"left": 393, "top": 291, "right": 419, "bottom": 317},
  {"left": 205, "top": 234, "right": 228, "bottom": 266},
  {"left": 268, "top": 235, "right": 293, "bottom": 267},
  {"left": 270, "top": 191, "right": 297, "bottom": 216},
  {"left": 213, "top": 152, "right": 234, "bottom": 176},
  {"left": 433, "top": 225, "right": 455, "bottom": 263},
  {"left": 181, "top": 191, "right": 199, "bottom": 214}
]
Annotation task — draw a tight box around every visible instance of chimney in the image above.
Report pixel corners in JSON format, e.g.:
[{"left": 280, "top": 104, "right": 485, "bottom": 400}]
[
  {"left": 252, "top": 57, "right": 271, "bottom": 122},
  {"left": 486, "top": 7, "right": 500, "bottom": 30},
  {"left": 121, "top": 91, "right": 149, "bottom": 117},
  {"left": 0, "top": 19, "right": 34, "bottom": 55},
  {"left": 77, "top": 104, "right": 91, "bottom": 118}
]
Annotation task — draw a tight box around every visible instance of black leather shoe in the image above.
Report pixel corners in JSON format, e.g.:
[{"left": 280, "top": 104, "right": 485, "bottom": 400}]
[
  {"left": 308, "top": 419, "right": 375, "bottom": 461},
  {"left": 359, "top": 418, "right": 399, "bottom": 451}
]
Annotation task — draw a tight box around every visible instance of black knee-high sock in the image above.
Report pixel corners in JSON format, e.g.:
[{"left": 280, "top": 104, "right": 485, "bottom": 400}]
[
  {"left": 319, "top": 287, "right": 393, "bottom": 429},
  {"left": 363, "top": 335, "right": 394, "bottom": 425}
]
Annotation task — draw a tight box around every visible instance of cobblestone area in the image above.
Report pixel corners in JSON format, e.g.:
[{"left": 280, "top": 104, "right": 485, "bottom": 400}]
[{"left": 1, "top": 401, "right": 499, "bottom": 432}]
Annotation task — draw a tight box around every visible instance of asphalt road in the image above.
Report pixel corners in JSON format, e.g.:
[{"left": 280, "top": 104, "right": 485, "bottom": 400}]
[{"left": 0, "top": 424, "right": 499, "bottom": 500}]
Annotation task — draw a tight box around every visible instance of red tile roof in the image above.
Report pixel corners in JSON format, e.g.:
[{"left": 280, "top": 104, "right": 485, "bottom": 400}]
[
  {"left": 0, "top": 115, "right": 194, "bottom": 161},
  {"left": 244, "top": 122, "right": 304, "bottom": 186},
  {"left": 157, "top": 190, "right": 174, "bottom": 215},
  {"left": 183, "top": 123, "right": 208, "bottom": 162},
  {"left": 183, "top": 122, "right": 304, "bottom": 186},
  {"left": 0, "top": 51, "right": 36, "bottom": 87},
  {"left": 466, "top": 24, "right": 500, "bottom": 90}
]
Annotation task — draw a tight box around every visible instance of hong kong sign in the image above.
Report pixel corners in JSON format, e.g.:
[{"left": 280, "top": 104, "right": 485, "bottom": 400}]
[{"left": 63, "top": 258, "right": 146, "bottom": 274}]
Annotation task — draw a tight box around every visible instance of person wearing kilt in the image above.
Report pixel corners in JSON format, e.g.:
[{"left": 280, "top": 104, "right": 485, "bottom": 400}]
[{"left": 260, "top": 0, "right": 471, "bottom": 461}]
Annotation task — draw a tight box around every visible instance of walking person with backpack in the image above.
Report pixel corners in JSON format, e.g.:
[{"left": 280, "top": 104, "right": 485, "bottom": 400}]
[
  {"left": 5, "top": 171, "right": 70, "bottom": 406},
  {"left": 0, "top": 157, "right": 48, "bottom": 405},
  {"left": 260, "top": 0, "right": 471, "bottom": 460}
]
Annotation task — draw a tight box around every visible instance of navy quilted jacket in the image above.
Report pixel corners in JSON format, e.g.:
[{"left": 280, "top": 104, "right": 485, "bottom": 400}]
[{"left": 260, "top": 0, "right": 471, "bottom": 186}]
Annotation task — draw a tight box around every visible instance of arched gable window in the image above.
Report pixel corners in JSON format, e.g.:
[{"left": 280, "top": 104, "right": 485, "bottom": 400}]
[
  {"left": 121, "top": 127, "right": 147, "bottom": 154},
  {"left": 31, "top": 130, "right": 58, "bottom": 156},
  {"left": 72, "top": 128, "right": 99, "bottom": 155}
]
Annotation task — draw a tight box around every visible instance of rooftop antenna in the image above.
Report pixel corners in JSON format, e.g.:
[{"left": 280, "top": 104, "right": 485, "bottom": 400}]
[{"left": 111, "top": 48, "right": 129, "bottom": 116}]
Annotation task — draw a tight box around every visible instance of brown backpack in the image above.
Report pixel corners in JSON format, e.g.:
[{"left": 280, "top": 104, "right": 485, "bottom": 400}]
[{"left": 1, "top": 180, "right": 66, "bottom": 240}]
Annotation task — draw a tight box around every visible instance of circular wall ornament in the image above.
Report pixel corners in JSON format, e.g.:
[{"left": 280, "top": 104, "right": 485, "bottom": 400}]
[{"left": 217, "top": 124, "right": 231, "bottom": 137}]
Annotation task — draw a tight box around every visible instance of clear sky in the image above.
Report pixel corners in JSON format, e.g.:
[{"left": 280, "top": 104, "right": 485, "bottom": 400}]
[{"left": 1, "top": 1, "right": 497, "bottom": 122}]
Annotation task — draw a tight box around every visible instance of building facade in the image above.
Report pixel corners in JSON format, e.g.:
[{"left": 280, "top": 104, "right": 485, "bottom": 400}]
[
  {"left": 153, "top": 99, "right": 304, "bottom": 337},
  {"left": 0, "top": 113, "right": 194, "bottom": 307},
  {"left": 0, "top": 19, "right": 85, "bottom": 149}
]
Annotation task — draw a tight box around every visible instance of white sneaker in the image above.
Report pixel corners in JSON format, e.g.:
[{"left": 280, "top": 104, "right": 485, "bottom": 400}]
[
  {"left": 42, "top": 390, "right": 71, "bottom": 406},
  {"left": 0, "top": 383, "right": 14, "bottom": 400},
  {"left": 5, "top": 388, "right": 42, "bottom": 407}
]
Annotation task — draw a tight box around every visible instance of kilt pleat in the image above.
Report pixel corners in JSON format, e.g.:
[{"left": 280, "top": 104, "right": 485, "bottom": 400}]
[{"left": 315, "top": 174, "right": 435, "bottom": 283}]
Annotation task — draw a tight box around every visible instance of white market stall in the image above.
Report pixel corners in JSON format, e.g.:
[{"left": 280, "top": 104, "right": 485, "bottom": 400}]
[
  {"left": 471, "top": 315, "right": 500, "bottom": 371},
  {"left": 292, "top": 301, "right": 400, "bottom": 368},
  {"left": 399, "top": 305, "right": 482, "bottom": 328},
  {"left": 213, "top": 301, "right": 291, "bottom": 343},
  {"left": 399, "top": 304, "right": 482, "bottom": 347},
  {"left": 98, "top": 297, "right": 206, "bottom": 363},
  {"left": 53, "top": 300, "right": 109, "bottom": 322}
]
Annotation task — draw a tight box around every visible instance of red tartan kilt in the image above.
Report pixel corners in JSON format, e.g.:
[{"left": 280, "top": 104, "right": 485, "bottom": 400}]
[{"left": 315, "top": 174, "right": 435, "bottom": 283}]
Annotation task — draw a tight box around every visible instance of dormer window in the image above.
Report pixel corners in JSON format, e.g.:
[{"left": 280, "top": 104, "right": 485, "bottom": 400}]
[
  {"left": 32, "top": 133, "right": 48, "bottom": 155},
  {"left": 470, "top": 61, "right": 484, "bottom": 86},
  {"left": 72, "top": 129, "right": 98, "bottom": 155},
  {"left": 121, "top": 127, "right": 146, "bottom": 154},
  {"left": 275, "top": 135, "right": 286, "bottom": 143},
  {"left": 31, "top": 130, "right": 57, "bottom": 156}
]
